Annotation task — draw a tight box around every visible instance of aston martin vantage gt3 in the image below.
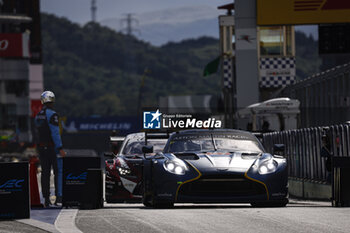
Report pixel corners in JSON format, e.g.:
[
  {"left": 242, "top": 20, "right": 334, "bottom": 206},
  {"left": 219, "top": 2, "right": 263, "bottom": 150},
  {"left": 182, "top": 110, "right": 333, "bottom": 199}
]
[{"left": 142, "top": 129, "right": 288, "bottom": 207}]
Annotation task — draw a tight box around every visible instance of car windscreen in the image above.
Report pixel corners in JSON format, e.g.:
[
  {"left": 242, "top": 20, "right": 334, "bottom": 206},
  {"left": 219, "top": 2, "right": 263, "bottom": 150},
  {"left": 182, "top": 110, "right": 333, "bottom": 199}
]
[
  {"left": 166, "top": 134, "right": 264, "bottom": 153},
  {"left": 122, "top": 139, "right": 167, "bottom": 155}
]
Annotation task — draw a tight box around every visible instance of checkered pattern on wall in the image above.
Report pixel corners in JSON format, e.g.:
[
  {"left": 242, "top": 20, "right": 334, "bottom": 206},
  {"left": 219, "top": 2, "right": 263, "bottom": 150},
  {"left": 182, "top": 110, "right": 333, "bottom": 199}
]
[
  {"left": 260, "top": 57, "right": 296, "bottom": 88},
  {"left": 223, "top": 58, "right": 233, "bottom": 89}
]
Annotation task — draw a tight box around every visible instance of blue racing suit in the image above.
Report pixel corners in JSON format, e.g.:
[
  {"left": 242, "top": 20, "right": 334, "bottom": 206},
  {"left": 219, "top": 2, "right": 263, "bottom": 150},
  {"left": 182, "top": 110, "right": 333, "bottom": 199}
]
[{"left": 35, "top": 105, "right": 63, "bottom": 199}]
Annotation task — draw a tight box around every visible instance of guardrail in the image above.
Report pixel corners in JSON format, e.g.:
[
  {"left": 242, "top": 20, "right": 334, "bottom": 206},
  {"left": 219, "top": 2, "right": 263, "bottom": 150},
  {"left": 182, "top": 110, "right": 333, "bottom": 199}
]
[{"left": 262, "top": 124, "right": 350, "bottom": 183}]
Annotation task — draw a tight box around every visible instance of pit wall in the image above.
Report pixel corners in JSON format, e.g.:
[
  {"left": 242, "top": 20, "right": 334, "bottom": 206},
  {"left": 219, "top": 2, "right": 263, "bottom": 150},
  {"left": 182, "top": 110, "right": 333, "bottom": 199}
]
[{"left": 288, "top": 177, "right": 331, "bottom": 200}]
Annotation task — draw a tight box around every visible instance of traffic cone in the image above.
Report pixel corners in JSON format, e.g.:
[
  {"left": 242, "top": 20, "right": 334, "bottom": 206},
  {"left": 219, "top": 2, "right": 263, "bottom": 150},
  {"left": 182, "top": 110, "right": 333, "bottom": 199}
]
[{"left": 29, "top": 155, "right": 43, "bottom": 208}]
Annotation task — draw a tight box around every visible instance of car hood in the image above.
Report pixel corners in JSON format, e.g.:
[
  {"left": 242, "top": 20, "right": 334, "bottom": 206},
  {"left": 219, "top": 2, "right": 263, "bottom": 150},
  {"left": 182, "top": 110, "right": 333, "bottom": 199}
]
[{"left": 171, "top": 151, "right": 262, "bottom": 173}]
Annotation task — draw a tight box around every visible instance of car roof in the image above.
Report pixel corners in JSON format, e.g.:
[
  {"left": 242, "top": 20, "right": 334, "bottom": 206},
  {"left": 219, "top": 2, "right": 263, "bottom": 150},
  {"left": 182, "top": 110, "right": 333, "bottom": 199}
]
[
  {"left": 173, "top": 129, "right": 253, "bottom": 135},
  {"left": 124, "top": 132, "right": 170, "bottom": 142}
]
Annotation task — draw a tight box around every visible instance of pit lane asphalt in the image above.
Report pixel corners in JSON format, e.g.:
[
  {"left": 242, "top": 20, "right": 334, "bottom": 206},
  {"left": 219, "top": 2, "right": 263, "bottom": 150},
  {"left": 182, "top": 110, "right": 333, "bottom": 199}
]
[
  {"left": 0, "top": 200, "right": 349, "bottom": 232},
  {"left": 0, "top": 220, "right": 49, "bottom": 233},
  {"left": 75, "top": 200, "right": 350, "bottom": 233}
]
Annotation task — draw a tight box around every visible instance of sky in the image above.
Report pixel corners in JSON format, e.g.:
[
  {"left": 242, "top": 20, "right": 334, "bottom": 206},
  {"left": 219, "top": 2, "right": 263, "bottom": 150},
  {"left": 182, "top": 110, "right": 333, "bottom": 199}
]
[
  {"left": 40, "top": 0, "right": 318, "bottom": 42},
  {"left": 40, "top": 0, "right": 231, "bottom": 25}
]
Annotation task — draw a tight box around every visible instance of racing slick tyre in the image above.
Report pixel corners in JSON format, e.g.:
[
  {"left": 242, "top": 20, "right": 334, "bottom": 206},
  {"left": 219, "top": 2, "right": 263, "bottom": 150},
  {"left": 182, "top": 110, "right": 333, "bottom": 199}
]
[
  {"left": 152, "top": 202, "right": 174, "bottom": 209},
  {"left": 142, "top": 193, "right": 174, "bottom": 208},
  {"left": 142, "top": 195, "right": 153, "bottom": 208},
  {"left": 250, "top": 200, "right": 288, "bottom": 207}
]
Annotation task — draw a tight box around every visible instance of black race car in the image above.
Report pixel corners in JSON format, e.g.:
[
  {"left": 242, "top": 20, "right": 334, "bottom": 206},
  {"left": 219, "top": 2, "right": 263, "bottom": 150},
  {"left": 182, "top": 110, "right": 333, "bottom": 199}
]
[
  {"left": 142, "top": 129, "right": 288, "bottom": 207},
  {"left": 105, "top": 132, "right": 169, "bottom": 203}
]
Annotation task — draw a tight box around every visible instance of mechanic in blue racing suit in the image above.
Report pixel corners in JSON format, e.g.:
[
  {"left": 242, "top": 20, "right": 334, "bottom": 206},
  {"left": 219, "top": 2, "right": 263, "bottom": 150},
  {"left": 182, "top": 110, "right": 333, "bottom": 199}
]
[{"left": 35, "top": 91, "right": 66, "bottom": 207}]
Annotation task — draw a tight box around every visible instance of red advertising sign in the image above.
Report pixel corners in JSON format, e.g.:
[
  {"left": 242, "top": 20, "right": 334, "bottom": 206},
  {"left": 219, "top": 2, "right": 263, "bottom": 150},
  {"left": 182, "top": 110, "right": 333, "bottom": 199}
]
[
  {"left": 0, "top": 33, "right": 30, "bottom": 58},
  {"left": 31, "top": 100, "right": 42, "bottom": 117}
]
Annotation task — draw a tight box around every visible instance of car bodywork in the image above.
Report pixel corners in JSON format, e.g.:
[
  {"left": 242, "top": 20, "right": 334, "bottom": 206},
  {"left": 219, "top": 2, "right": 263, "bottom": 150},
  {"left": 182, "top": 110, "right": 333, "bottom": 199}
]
[
  {"left": 143, "top": 129, "right": 288, "bottom": 207},
  {"left": 105, "top": 132, "right": 168, "bottom": 203}
]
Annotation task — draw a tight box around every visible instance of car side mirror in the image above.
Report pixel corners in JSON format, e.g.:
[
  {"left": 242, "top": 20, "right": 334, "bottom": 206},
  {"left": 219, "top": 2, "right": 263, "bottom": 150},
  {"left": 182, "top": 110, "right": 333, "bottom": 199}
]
[
  {"left": 106, "top": 159, "right": 114, "bottom": 165},
  {"left": 142, "top": 145, "right": 154, "bottom": 154},
  {"left": 273, "top": 144, "right": 285, "bottom": 156},
  {"left": 104, "top": 152, "right": 115, "bottom": 160}
]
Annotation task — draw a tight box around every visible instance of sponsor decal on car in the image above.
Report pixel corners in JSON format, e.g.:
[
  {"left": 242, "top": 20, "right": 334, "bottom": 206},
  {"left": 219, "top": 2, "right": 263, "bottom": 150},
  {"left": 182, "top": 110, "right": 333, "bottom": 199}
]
[
  {"left": 157, "top": 193, "right": 173, "bottom": 197},
  {"left": 120, "top": 177, "right": 137, "bottom": 193}
]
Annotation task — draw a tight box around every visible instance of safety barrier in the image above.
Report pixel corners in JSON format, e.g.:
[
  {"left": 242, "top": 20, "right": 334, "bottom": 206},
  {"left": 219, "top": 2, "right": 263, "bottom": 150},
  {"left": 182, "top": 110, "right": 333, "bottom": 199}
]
[
  {"left": 0, "top": 162, "right": 30, "bottom": 219},
  {"left": 62, "top": 156, "right": 101, "bottom": 208},
  {"left": 263, "top": 124, "right": 350, "bottom": 182},
  {"left": 281, "top": 63, "right": 350, "bottom": 128}
]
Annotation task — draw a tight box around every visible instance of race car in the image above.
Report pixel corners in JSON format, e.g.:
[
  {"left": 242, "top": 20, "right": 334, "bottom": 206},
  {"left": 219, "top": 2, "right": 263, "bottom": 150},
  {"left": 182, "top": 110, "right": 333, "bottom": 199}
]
[
  {"left": 142, "top": 129, "right": 288, "bottom": 207},
  {"left": 105, "top": 132, "right": 169, "bottom": 203}
]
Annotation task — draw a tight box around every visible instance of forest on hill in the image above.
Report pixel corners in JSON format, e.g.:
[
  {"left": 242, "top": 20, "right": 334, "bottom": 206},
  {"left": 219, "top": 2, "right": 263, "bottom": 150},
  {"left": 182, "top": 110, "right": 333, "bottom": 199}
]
[{"left": 42, "top": 13, "right": 320, "bottom": 117}]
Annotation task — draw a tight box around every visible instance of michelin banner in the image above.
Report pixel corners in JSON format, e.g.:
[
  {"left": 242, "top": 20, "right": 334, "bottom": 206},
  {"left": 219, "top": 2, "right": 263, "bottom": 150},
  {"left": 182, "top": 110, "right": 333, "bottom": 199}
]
[{"left": 63, "top": 116, "right": 139, "bottom": 134}]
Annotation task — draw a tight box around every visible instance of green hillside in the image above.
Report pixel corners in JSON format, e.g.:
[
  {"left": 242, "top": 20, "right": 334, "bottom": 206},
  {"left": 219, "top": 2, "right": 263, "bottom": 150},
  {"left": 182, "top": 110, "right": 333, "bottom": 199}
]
[
  {"left": 42, "top": 13, "right": 221, "bottom": 117},
  {"left": 42, "top": 13, "right": 320, "bottom": 117},
  {"left": 295, "top": 31, "right": 321, "bottom": 80}
]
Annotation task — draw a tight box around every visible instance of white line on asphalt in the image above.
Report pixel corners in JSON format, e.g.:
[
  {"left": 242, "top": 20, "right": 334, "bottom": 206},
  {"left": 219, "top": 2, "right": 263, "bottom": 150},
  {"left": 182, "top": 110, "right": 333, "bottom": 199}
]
[
  {"left": 18, "top": 219, "right": 60, "bottom": 233},
  {"left": 98, "top": 216, "right": 124, "bottom": 233},
  {"left": 55, "top": 209, "right": 83, "bottom": 233}
]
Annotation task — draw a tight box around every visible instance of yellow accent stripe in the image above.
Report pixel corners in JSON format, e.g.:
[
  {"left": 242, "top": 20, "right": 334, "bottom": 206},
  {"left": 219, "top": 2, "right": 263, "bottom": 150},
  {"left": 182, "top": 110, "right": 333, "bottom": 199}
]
[
  {"left": 244, "top": 172, "right": 269, "bottom": 200},
  {"left": 175, "top": 162, "right": 202, "bottom": 201}
]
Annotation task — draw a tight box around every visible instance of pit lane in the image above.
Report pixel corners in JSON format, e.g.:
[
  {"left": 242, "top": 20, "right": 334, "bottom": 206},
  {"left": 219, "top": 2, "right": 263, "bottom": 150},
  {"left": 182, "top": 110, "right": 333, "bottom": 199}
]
[
  {"left": 74, "top": 200, "right": 349, "bottom": 233},
  {"left": 1, "top": 199, "right": 349, "bottom": 232}
]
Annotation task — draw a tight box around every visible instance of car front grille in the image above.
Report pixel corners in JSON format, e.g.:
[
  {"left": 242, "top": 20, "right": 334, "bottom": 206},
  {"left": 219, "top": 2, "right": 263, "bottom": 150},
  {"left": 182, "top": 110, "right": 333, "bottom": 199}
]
[{"left": 178, "top": 176, "right": 266, "bottom": 197}]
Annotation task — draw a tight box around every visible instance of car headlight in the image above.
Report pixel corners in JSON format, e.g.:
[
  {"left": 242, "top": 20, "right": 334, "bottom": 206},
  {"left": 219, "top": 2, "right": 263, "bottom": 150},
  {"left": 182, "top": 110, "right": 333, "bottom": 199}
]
[
  {"left": 163, "top": 159, "right": 188, "bottom": 175},
  {"left": 116, "top": 158, "right": 131, "bottom": 176},
  {"left": 117, "top": 167, "right": 131, "bottom": 176},
  {"left": 258, "top": 160, "right": 278, "bottom": 175}
]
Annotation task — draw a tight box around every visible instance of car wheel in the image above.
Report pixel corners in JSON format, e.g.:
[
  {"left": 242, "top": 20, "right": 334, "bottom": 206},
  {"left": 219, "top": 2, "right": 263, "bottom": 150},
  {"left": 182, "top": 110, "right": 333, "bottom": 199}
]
[
  {"left": 153, "top": 202, "right": 174, "bottom": 209},
  {"left": 143, "top": 193, "right": 173, "bottom": 208},
  {"left": 251, "top": 200, "right": 288, "bottom": 207},
  {"left": 142, "top": 194, "right": 153, "bottom": 207}
]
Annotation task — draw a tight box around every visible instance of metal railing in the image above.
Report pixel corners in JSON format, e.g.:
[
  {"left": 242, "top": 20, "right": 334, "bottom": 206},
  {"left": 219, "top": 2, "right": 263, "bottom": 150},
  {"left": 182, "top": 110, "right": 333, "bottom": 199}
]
[
  {"left": 281, "top": 63, "right": 350, "bottom": 128},
  {"left": 263, "top": 124, "right": 350, "bottom": 182}
]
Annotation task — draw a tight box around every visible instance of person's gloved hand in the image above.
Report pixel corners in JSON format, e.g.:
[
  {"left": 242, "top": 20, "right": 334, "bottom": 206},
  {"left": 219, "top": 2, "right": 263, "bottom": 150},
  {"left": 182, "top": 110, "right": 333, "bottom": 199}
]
[{"left": 59, "top": 149, "right": 66, "bottom": 157}]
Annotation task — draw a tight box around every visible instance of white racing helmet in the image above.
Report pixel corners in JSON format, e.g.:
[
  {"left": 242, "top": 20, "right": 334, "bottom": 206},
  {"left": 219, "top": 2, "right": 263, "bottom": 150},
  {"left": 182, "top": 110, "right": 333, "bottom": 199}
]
[{"left": 41, "top": 91, "right": 55, "bottom": 104}]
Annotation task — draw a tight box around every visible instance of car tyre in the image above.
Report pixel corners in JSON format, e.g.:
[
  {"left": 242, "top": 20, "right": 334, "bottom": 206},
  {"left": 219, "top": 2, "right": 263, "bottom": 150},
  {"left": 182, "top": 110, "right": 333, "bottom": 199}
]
[
  {"left": 153, "top": 202, "right": 174, "bottom": 209},
  {"left": 142, "top": 194, "right": 153, "bottom": 208},
  {"left": 143, "top": 193, "right": 174, "bottom": 208},
  {"left": 251, "top": 200, "right": 288, "bottom": 207}
]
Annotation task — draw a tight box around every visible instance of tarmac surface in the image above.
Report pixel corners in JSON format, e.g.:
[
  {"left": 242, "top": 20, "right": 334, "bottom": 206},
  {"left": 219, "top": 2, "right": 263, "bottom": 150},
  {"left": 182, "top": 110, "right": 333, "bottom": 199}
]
[
  {"left": 75, "top": 201, "right": 350, "bottom": 233},
  {"left": 0, "top": 221, "right": 49, "bottom": 233},
  {"left": 2, "top": 171, "right": 350, "bottom": 232},
  {"left": 2, "top": 199, "right": 349, "bottom": 233}
]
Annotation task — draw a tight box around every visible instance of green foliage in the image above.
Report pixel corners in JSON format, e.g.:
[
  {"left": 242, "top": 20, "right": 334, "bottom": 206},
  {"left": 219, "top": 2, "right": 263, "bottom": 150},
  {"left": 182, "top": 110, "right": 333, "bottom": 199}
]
[
  {"left": 41, "top": 13, "right": 221, "bottom": 117},
  {"left": 41, "top": 14, "right": 320, "bottom": 117},
  {"left": 295, "top": 31, "right": 321, "bottom": 80}
]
